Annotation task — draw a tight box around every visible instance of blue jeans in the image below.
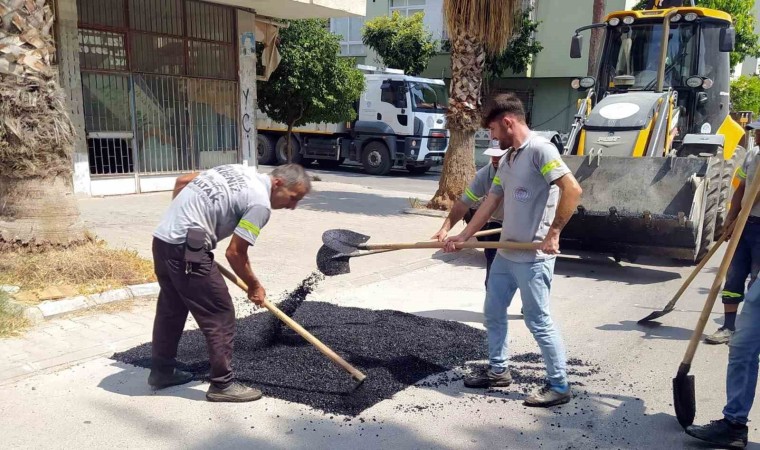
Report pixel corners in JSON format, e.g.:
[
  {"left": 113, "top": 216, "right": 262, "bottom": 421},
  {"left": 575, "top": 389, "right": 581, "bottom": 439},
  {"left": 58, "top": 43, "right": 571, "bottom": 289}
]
[
  {"left": 721, "top": 222, "right": 760, "bottom": 305},
  {"left": 484, "top": 254, "right": 567, "bottom": 386},
  {"left": 723, "top": 279, "right": 760, "bottom": 424}
]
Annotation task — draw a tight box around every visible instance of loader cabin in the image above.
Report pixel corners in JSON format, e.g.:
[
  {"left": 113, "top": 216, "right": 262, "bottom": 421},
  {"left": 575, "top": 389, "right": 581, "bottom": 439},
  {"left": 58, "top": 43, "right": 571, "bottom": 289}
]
[{"left": 569, "top": 4, "right": 736, "bottom": 150}]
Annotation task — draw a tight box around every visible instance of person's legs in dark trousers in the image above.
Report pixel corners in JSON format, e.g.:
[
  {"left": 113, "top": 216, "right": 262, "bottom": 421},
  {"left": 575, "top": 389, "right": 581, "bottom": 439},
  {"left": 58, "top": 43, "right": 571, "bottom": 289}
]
[
  {"left": 477, "top": 221, "right": 501, "bottom": 287},
  {"left": 707, "top": 225, "right": 755, "bottom": 344},
  {"left": 151, "top": 238, "right": 236, "bottom": 388}
]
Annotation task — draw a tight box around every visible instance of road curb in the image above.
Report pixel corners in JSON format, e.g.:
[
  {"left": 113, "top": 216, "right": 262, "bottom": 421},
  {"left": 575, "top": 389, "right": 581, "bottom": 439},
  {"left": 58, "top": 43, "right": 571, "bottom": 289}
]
[
  {"left": 11, "top": 283, "right": 159, "bottom": 324},
  {"left": 401, "top": 207, "right": 448, "bottom": 218}
]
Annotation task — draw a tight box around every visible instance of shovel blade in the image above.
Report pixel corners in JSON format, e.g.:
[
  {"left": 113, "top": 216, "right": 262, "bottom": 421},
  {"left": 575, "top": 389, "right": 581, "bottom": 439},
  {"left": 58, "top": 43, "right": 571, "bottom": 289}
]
[
  {"left": 637, "top": 308, "right": 674, "bottom": 324},
  {"left": 673, "top": 371, "right": 696, "bottom": 428},
  {"left": 316, "top": 245, "right": 351, "bottom": 276},
  {"left": 323, "top": 229, "right": 370, "bottom": 247}
]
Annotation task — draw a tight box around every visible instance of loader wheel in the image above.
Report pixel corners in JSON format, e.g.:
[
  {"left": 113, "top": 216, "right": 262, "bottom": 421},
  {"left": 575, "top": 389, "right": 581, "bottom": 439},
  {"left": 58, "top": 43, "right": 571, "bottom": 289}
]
[
  {"left": 714, "top": 146, "right": 746, "bottom": 240},
  {"left": 697, "top": 157, "right": 722, "bottom": 261}
]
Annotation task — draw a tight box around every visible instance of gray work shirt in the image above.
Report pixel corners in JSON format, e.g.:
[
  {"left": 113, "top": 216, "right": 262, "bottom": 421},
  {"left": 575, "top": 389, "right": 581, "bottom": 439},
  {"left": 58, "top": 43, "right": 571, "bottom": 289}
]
[
  {"left": 738, "top": 146, "right": 760, "bottom": 218},
  {"left": 489, "top": 132, "right": 572, "bottom": 262},
  {"left": 460, "top": 161, "right": 504, "bottom": 223},
  {"left": 153, "top": 164, "right": 272, "bottom": 249}
]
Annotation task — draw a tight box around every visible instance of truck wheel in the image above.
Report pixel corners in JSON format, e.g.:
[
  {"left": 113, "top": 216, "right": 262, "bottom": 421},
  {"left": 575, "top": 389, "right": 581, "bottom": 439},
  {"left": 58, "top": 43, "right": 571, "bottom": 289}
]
[
  {"left": 257, "top": 134, "right": 276, "bottom": 165},
  {"left": 406, "top": 165, "right": 430, "bottom": 175},
  {"left": 276, "top": 135, "right": 303, "bottom": 165},
  {"left": 362, "top": 141, "right": 392, "bottom": 175}
]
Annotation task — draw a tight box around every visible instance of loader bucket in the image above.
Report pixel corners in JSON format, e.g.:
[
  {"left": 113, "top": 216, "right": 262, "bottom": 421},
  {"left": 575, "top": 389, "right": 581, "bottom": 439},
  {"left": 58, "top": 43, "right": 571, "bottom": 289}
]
[{"left": 559, "top": 155, "right": 717, "bottom": 262}]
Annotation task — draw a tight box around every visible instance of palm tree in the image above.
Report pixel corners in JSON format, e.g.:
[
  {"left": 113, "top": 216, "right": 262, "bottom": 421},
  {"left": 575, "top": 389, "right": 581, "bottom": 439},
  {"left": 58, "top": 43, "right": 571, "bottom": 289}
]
[
  {"left": 0, "top": 0, "right": 85, "bottom": 249},
  {"left": 428, "top": 0, "right": 522, "bottom": 210}
]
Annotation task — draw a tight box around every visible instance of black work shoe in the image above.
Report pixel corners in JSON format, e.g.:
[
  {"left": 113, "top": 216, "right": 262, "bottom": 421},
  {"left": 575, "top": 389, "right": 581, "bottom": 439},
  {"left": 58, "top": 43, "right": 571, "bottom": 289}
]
[
  {"left": 464, "top": 367, "right": 512, "bottom": 388},
  {"left": 686, "top": 419, "right": 748, "bottom": 449},
  {"left": 524, "top": 383, "right": 573, "bottom": 407},
  {"left": 148, "top": 368, "right": 194, "bottom": 390},
  {"left": 206, "top": 382, "right": 263, "bottom": 403}
]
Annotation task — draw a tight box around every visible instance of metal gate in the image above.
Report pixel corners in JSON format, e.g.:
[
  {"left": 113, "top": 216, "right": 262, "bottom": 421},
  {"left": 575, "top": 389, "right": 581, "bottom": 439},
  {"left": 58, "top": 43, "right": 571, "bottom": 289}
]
[{"left": 77, "top": 0, "right": 240, "bottom": 181}]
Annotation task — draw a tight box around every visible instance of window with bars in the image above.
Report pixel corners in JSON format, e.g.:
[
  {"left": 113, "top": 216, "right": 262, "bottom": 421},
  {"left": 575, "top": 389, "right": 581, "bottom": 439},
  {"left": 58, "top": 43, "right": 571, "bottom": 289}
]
[
  {"left": 330, "top": 17, "right": 366, "bottom": 57},
  {"left": 76, "top": 0, "right": 236, "bottom": 80},
  {"left": 76, "top": 0, "right": 239, "bottom": 175},
  {"left": 389, "top": 0, "right": 426, "bottom": 17}
]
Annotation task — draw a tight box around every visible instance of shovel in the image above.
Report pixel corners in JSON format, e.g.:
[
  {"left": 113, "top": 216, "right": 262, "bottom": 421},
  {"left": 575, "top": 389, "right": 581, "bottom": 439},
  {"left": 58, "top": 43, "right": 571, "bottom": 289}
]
[
  {"left": 637, "top": 231, "right": 729, "bottom": 324},
  {"left": 317, "top": 229, "right": 537, "bottom": 276},
  {"left": 217, "top": 265, "right": 367, "bottom": 388},
  {"left": 673, "top": 162, "right": 760, "bottom": 428}
]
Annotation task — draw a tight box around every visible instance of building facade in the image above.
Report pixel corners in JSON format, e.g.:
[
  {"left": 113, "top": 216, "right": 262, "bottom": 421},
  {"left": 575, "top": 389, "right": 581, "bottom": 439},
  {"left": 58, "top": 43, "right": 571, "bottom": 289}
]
[
  {"left": 56, "top": 0, "right": 363, "bottom": 196},
  {"left": 331, "top": 0, "right": 639, "bottom": 144}
]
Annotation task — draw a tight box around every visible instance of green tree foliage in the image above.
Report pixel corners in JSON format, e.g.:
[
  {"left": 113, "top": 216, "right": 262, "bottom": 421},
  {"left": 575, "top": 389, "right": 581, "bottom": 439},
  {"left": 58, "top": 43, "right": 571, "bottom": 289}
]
[
  {"left": 633, "top": 0, "right": 760, "bottom": 67},
  {"left": 362, "top": 12, "right": 437, "bottom": 75},
  {"left": 257, "top": 19, "right": 365, "bottom": 161},
  {"left": 730, "top": 75, "right": 760, "bottom": 115},
  {"left": 440, "top": 8, "right": 542, "bottom": 91},
  {"left": 482, "top": 9, "right": 542, "bottom": 84}
]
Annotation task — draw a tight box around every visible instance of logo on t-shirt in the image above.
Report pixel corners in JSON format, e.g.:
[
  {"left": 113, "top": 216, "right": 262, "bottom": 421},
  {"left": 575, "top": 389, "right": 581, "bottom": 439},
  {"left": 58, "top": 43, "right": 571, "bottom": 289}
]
[{"left": 513, "top": 187, "right": 531, "bottom": 203}]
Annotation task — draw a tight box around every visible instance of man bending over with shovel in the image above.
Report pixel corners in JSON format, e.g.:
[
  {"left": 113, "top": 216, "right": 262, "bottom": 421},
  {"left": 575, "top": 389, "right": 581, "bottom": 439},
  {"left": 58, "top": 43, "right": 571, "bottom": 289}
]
[
  {"left": 149, "top": 164, "right": 311, "bottom": 402},
  {"left": 444, "top": 93, "right": 582, "bottom": 407}
]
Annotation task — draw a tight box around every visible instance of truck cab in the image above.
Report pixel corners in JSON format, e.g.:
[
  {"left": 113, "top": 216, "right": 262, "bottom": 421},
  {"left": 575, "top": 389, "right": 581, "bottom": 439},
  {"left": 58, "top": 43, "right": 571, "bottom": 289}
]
[{"left": 256, "top": 66, "right": 449, "bottom": 176}]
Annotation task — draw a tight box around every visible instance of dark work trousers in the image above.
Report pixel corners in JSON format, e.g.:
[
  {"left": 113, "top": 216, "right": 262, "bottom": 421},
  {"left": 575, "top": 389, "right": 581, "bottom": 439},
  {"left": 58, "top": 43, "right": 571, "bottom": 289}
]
[
  {"left": 722, "top": 220, "right": 760, "bottom": 305},
  {"left": 464, "top": 208, "right": 502, "bottom": 287},
  {"left": 151, "top": 237, "right": 235, "bottom": 388}
]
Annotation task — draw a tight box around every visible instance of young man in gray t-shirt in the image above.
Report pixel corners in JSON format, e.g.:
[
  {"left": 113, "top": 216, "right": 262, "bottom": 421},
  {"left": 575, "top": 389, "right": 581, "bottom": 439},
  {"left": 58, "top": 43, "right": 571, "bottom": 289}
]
[{"left": 445, "top": 93, "right": 582, "bottom": 407}]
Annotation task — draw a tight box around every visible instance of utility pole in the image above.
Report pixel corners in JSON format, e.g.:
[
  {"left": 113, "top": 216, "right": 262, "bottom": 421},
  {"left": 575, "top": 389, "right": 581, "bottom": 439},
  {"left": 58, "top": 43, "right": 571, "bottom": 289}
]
[{"left": 588, "top": 0, "right": 606, "bottom": 76}]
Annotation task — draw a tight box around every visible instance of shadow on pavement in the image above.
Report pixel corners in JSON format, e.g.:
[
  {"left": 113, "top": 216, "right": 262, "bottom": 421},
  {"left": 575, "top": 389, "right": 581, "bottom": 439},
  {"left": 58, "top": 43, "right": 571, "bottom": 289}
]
[
  {"left": 596, "top": 320, "right": 695, "bottom": 341},
  {"left": 98, "top": 362, "right": 207, "bottom": 402},
  {"left": 298, "top": 190, "right": 411, "bottom": 217}
]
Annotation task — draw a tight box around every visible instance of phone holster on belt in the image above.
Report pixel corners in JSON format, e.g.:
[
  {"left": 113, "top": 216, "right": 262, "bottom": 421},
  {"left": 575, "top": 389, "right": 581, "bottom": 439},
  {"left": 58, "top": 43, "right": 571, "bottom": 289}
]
[{"left": 184, "top": 228, "right": 207, "bottom": 264}]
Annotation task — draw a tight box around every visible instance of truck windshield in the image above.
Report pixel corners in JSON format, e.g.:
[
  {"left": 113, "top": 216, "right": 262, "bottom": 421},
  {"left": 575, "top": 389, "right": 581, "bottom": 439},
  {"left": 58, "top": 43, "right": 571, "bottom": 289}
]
[
  {"left": 408, "top": 82, "right": 447, "bottom": 113},
  {"left": 603, "top": 22, "right": 698, "bottom": 90}
]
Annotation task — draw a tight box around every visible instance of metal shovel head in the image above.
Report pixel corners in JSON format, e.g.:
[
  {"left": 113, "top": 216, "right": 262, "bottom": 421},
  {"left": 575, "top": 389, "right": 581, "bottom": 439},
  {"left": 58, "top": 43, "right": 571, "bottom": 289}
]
[
  {"left": 637, "top": 307, "right": 674, "bottom": 324},
  {"left": 316, "top": 245, "right": 351, "bottom": 276},
  {"left": 673, "top": 371, "right": 696, "bottom": 428},
  {"left": 322, "top": 229, "right": 370, "bottom": 249}
]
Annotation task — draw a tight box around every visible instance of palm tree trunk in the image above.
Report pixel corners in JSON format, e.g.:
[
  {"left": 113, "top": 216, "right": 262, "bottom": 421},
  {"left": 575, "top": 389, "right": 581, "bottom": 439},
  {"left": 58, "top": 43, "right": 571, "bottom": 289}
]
[
  {"left": 428, "top": 33, "right": 484, "bottom": 210},
  {"left": 0, "top": 176, "right": 86, "bottom": 250},
  {"left": 0, "top": 0, "right": 86, "bottom": 249}
]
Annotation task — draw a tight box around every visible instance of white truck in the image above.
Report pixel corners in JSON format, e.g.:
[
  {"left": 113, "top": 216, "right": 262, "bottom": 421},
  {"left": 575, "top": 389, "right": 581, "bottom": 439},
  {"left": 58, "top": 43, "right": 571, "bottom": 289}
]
[{"left": 255, "top": 66, "right": 449, "bottom": 175}]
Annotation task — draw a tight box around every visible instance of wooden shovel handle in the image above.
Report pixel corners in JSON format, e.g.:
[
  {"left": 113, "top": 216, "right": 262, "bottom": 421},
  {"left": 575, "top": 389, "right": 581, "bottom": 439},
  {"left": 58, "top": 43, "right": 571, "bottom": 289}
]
[
  {"left": 682, "top": 163, "right": 760, "bottom": 366},
  {"left": 360, "top": 228, "right": 503, "bottom": 257},
  {"left": 217, "top": 265, "right": 366, "bottom": 383},
  {"left": 363, "top": 240, "right": 539, "bottom": 251},
  {"left": 660, "top": 231, "right": 729, "bottom": 314}
]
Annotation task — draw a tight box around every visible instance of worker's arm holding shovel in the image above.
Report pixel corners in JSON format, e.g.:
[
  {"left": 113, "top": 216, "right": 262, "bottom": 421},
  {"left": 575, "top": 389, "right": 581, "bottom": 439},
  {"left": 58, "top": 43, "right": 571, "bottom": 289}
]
[
  {"left": 542, "top": 173, "right": 583, "bottom": 255},
  {"left": 444, "top": 193, "right": 502, "bottom": 252},
  {"left": 432, "top": 201, "right": 471, "bottom": 241},
  {"left": 226, "top": 235, "right": 266, "bottom": 306}
]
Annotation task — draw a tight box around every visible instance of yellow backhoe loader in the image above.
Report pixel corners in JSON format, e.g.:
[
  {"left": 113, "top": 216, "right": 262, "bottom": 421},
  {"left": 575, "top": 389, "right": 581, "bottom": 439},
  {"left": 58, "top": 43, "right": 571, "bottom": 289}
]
[{"left": 560, "top": 0, "right": 746, "bottom": 262}]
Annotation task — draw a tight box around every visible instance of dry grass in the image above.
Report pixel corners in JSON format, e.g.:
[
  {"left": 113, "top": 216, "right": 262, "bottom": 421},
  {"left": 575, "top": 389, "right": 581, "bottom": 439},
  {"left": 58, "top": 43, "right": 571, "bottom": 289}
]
[
  {"left": 0, "top": 290, "right": 29, "bottom": 337},
  {"left": 0, "top": 241, "right": 155, "bottom": 300}
]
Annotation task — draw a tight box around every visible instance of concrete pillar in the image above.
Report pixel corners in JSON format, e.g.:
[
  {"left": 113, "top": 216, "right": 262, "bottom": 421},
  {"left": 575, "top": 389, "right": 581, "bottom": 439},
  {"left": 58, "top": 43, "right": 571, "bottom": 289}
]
[
  {"left": 237, "top": 9, "right": 257, "bottom": 167},
  {"left": 55, "top": 0, "right": 91, "bottom": 196}
]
